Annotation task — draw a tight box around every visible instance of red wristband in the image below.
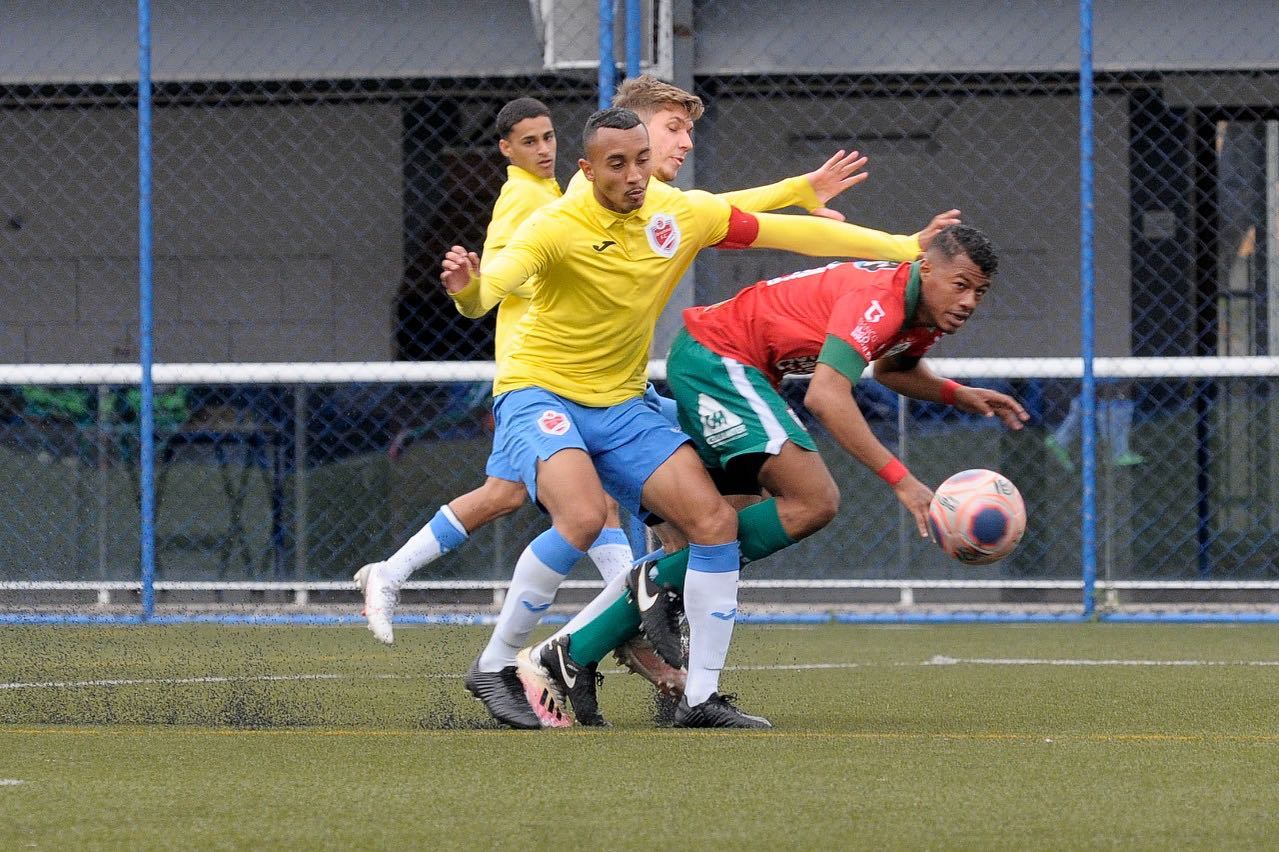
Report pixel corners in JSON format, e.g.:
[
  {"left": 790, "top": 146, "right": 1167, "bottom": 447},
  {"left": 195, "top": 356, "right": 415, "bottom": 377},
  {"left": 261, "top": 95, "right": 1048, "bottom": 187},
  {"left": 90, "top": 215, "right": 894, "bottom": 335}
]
[
  {"left": 940, "top": 379, "right": 962, "bottom": 406},
  {"left": 876, "top": 458, "right": 909, "bottom": 486}
]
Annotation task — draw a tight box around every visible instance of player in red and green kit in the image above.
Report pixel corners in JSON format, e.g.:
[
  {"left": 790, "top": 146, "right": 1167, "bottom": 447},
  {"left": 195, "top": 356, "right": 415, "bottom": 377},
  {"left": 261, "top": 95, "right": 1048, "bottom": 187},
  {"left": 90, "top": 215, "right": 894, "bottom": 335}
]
[{"left": 520, "top": 225, "right": 1029, "bottom": 724}]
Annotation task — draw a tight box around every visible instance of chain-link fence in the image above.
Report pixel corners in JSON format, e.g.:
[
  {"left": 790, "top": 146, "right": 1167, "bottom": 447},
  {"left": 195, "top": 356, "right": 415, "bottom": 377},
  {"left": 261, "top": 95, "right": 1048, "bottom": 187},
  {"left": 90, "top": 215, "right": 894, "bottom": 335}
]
[{"left": 1, "top": 2, "right": 1276, "bottom": 618}]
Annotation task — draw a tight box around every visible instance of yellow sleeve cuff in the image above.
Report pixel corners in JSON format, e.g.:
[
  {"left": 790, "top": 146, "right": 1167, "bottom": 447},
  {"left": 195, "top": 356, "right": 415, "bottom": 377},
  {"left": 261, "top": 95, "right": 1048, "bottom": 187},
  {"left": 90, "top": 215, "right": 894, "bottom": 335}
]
[{"left": 448, "top": 275, "right": 488, "bottom": 318}]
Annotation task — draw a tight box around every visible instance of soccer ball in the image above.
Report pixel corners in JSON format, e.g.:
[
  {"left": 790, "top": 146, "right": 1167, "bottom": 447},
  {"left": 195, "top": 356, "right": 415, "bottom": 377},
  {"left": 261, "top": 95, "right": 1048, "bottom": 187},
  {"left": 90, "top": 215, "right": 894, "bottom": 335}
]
[{"left": 928, "top": 469, "right": 1026, "bottom": 565}]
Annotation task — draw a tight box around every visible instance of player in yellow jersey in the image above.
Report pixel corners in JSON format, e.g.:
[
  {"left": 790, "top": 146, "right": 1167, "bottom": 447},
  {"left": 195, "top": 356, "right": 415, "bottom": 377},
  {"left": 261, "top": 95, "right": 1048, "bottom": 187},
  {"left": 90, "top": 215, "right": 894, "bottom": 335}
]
[
  {"left": 446, "top": 108, "right": 955, "bottom": 729},
  {"left": 355, "top": 91, "right": 884, "bottom": 660},
  {"left": 355, "top": 98, "right": 646, "bottom": 645}
]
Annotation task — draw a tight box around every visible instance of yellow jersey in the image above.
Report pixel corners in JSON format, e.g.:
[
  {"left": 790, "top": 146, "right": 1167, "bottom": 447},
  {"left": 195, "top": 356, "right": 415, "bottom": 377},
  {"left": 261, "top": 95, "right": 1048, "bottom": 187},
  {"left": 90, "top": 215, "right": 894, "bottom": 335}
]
[
  {"left": 564, "top": 169, "right": 822, "bottom": 214},
  {"left": 481, "top": 165, "right": 562, "bottom": 360},
  {"left": 451, "top": 178, "right": 922, "bottom": 406}
]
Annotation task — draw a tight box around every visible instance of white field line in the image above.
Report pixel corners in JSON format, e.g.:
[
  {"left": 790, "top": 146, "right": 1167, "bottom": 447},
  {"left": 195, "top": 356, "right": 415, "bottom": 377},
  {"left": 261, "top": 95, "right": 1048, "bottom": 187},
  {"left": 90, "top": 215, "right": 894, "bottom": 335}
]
[
  {"left": 926, "top": 655, "right": 1279, "bottom": 667},
  {"left": 723, "top": 662, "right": 862, "bottom": 672},
  {"left": 0, "top": 673, "right": 455, "bottom": 691},
  {"left": 5, "top": 657, "right": 1279, "bottom": 691},
  {"left": 0, "top": 779, "right": 24, "bottom": 786}
]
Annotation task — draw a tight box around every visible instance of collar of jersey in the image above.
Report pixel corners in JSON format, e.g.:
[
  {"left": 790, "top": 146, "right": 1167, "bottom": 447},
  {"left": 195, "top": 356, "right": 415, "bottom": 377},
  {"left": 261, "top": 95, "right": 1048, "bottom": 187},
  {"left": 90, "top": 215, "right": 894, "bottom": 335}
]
[
  {"left": 584, "top": 191, "right": 649, "bottom": 229},
  {"left": 506, "top": 164, "right": 562, "bottom": 196},
  {"left": 903, "top": 260, "right": 923, "bottom": 329}
]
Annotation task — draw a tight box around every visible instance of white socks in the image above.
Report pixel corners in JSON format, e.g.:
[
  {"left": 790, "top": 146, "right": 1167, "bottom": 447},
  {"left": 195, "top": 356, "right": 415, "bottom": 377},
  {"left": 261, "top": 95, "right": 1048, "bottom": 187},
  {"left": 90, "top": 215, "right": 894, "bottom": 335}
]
[
  {"left": 587, "top": 527, "right": 633, "bottom": 583},
  {"left": 539, "top": 570, "right": 630, "bottom": 653},
  {"left": 381, "top": 505, "right": 468, "bottom": 585},
  {"left": 682, "top": 542, "right": 742, "bottom": 705},
  {"left": 478, "top": 527, "right": 583, "bottom": 672}
]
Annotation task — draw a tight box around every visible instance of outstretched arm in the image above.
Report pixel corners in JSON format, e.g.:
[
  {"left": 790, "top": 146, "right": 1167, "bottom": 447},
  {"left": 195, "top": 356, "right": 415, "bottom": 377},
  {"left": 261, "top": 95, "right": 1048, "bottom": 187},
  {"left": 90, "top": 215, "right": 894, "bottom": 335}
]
[
  {"left": 873, "top": 354, "right": 1029, "bottom": 431},
  {"left": 718, "top": 150, "right": 869, "bottom": 220},
  {"left": 803, "top": 363, "right": 933, "bottom": 538},
  {"left": 724, "top": 209, "right": 922, "bottom": 262}
]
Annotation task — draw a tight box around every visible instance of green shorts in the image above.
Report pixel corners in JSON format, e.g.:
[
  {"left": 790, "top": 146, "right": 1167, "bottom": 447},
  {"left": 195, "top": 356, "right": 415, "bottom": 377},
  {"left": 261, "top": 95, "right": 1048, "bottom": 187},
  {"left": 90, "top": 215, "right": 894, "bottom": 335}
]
[{"left": 667, "top": 328, "right": 817, "bottom": 471}]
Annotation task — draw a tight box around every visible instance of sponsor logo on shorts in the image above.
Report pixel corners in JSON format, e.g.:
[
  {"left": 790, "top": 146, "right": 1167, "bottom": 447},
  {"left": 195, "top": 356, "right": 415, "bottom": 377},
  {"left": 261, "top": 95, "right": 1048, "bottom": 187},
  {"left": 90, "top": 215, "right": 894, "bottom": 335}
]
[
  {"left": 537, "top": 410, "right": 571, "bottom": 436},
  {"left": 646, "top": 213, "right": 680, "bottom": 257},
  {"left": 697, "top": 393, "right": 746, "bottom": 447}
]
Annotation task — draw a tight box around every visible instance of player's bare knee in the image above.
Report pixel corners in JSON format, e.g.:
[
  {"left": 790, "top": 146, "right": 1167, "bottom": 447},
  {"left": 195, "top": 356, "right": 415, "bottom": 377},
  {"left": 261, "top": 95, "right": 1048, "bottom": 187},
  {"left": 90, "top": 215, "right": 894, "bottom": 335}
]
[
  {"left": 603, "top": 494, "right": 622, "bottom": 528},
  {"left": 488, "top": 480, "right": 527, "bottom": 515},
  {"left": 682, "top": 499, "right": 738, "bottom": 544},
  {"left": 788, "top": 485, "right": 840, "bottom": 539},
  {"left": 554, "top": 502, "right": 609, "bottom": 548},
  {"left": 813, "top": 481, "right": 841, "bottom": 528}
]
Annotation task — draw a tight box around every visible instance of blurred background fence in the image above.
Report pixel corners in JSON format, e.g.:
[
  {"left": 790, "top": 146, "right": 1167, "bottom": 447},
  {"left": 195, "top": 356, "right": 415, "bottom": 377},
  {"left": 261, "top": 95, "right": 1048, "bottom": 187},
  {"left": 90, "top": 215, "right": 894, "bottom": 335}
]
[{"left": 0, "top": 1, "right": 1276, "bottom": 619}]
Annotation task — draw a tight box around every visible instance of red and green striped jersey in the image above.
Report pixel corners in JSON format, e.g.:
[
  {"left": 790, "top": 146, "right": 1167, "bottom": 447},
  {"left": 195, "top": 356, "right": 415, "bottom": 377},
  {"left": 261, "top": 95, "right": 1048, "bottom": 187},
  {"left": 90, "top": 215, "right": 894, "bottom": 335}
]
[{"left": 681, "top": 260, "right": 944, "bottom": 387}]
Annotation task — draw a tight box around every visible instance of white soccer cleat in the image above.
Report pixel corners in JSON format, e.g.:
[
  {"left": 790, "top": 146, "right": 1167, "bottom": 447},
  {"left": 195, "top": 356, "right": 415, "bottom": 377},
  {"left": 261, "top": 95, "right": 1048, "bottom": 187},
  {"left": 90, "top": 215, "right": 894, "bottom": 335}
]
[
  {"left": 515, "top": 645, "right": 573, "bottom": 727},
  {"left": 353, "top": 562, "right": 397, "bottom": 645}
]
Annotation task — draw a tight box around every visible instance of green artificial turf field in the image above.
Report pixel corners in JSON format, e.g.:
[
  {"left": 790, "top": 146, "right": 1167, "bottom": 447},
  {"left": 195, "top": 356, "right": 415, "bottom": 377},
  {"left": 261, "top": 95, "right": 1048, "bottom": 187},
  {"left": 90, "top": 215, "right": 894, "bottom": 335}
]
[{"left": 2, "top": 623, "right": 1277, "bottom": 849}]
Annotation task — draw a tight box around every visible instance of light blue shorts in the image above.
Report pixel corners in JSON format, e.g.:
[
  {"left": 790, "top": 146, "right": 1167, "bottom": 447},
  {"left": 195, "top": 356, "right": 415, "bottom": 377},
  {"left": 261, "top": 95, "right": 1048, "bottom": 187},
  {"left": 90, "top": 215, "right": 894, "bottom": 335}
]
[
  {"left": 643, "top": 382, "right": 680, "bottom": 426},
  {"left": 485, "top": 383, "right": 677, "bottom": 484},
  {"left": 488, "top": 387, "right": 690, "bottom": 514}
]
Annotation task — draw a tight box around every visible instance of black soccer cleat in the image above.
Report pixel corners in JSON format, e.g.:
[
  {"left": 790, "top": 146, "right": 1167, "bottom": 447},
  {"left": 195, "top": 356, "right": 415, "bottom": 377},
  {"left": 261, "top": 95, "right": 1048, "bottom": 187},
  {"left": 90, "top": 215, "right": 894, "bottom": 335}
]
[
  {"left": 463, "top": 659, "right": 542, "bottom": 730},
  {"left": 625, "top": 561, "right": 686, "bottom": 669},
  {"left": 673, "top": 692, "right": 773, "bottom": 730},
  {"left": 538, "top": 635, "right": 609, "bottom": 727}
]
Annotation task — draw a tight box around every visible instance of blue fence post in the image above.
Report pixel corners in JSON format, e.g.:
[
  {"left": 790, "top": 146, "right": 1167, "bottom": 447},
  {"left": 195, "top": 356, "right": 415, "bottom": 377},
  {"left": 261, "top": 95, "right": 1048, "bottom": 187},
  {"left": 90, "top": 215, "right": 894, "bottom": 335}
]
[
  {"left": 598, "top": 0, "right": 615, "bottom": 109},
  {"left": 625, "top": 0, "right": 642, "bottom": 78},
  {"left": 1079, "top": 0, "right": 1097, "bottom": 619},
  {"left": 137, "top": 0, "right": 157, "bottom": 620}
]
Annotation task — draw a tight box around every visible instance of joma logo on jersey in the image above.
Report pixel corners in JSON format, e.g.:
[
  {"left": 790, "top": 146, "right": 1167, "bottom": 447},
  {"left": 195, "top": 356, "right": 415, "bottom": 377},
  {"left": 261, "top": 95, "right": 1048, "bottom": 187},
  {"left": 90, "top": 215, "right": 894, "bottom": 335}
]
[
  {"left": 646, "top": 213, "right": 680, "bottom": 257},
  {"left": 863, "top": 300, "right": 886, "bottom": 323},
  {"left": 537, "top": 410, "right": 571, "bottom": 436},
  {"left": 697, "top": 393, "right": 745, "bottom": 447}
]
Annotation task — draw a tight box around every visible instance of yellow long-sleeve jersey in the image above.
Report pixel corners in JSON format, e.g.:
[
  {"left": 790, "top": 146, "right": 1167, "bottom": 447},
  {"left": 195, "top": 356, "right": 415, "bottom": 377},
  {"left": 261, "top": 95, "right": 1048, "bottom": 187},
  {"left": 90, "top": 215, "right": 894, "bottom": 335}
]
[
  {"left": 451, "top": 178, "right": 922, "bottom": 407},
  {"left": 564, "top": 169, "right": 823, "bottom": 214},
  {"left": 481, "top": 165, "right": 562, "bottom": 361}
]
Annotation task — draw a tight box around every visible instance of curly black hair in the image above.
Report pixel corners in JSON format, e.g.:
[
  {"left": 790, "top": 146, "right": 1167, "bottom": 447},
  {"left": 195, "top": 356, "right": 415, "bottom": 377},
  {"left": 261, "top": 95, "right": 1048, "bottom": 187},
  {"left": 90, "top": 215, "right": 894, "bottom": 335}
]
[{"left": 928, "top": 224, "right": 998, "bottom": 278}]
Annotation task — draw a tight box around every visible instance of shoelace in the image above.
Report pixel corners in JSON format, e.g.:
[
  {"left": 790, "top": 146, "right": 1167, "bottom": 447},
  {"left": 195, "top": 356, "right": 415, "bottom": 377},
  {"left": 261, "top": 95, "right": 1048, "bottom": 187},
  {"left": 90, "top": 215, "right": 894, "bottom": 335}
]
[{"left": 715, "top": 693, "right": 743, "bottom": 710}]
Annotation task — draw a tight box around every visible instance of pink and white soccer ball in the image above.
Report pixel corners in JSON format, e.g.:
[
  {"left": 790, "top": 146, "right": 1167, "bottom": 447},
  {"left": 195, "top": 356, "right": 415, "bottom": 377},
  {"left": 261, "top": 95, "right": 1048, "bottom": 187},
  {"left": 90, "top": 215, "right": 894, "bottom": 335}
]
[{"left": 928, "top": 468, "right": 1026, "bottom": 565}]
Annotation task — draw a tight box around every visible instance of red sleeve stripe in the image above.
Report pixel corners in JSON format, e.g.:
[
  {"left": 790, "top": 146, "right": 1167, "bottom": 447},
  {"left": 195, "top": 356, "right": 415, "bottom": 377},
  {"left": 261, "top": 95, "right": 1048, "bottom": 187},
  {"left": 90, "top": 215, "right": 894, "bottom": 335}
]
[{"left": 716, "top": 206, "right": 759, "bottom": 250}]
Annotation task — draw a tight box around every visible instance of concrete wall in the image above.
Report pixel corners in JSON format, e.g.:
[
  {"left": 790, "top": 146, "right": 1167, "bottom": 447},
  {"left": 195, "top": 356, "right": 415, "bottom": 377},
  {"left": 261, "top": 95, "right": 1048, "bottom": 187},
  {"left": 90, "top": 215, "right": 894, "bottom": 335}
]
[
  {"left": 698, "top": 92, "right": 1132, "bottom": 357},
  {"left": 0, "top": 102, "right": 402, "bottom": 362}
]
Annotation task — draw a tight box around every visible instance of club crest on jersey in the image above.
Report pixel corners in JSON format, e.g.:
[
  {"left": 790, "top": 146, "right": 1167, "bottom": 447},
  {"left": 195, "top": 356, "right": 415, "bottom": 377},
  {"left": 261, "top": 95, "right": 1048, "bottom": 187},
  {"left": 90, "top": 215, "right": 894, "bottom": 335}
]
[
  {"left": 646, "top": 213, "right": 680, "bottom": 257},
  {"left": 537, "top": 410, "right": 571, "bottom": 436}
]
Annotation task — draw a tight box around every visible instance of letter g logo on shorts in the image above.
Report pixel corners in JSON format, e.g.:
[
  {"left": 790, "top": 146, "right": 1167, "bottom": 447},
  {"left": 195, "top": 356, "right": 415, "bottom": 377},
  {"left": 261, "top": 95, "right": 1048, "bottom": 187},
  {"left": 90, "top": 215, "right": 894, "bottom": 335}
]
[{"left": 537, "top": 410, "right": 571, "bottom": 436}]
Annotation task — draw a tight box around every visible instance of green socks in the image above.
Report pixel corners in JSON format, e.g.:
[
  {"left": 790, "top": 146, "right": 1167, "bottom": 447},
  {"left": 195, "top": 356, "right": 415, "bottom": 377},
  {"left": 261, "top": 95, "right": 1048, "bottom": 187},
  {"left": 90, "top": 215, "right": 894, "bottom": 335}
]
[
  {"left": 651, "top": 498, "right": 794, "bottom": 588},
  {"left": 567, "top": 499, "right": 796, "bottom": 667}
]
